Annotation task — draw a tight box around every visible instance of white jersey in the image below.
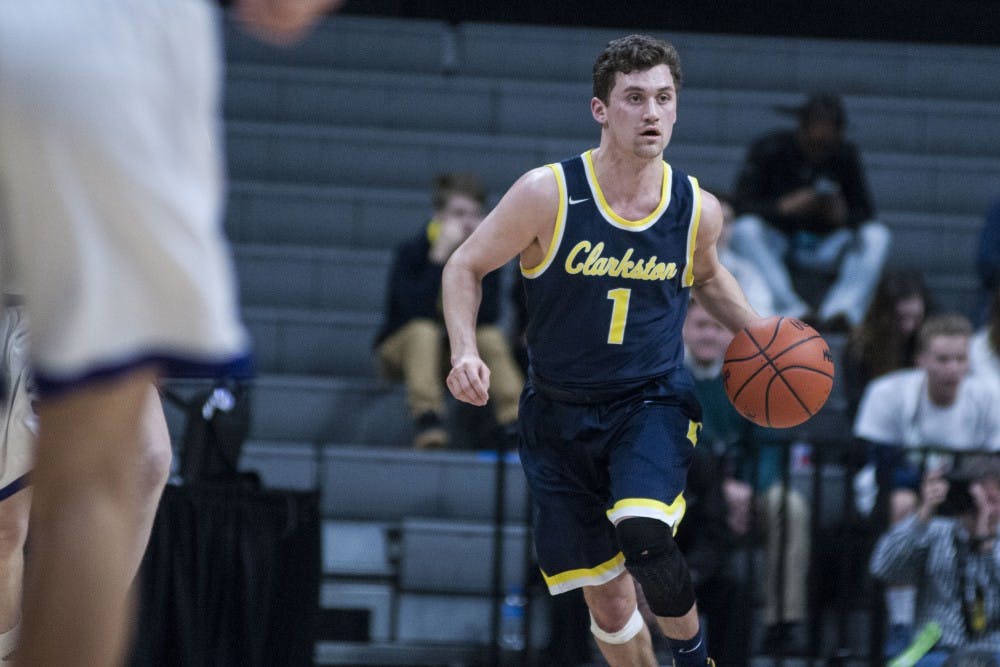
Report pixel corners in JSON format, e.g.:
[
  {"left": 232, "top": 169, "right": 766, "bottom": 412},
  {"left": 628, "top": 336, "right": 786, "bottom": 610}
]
[
  {"left": 0, "top": 306, "right": 34, "bottom": 499},
  {"left": 852, "top": 367, "right": 1000, "bottom": 515},
  {"left": 854, "top": 367, "right": 1000, "bottom": 451},
  {"left": 0, "top": 0, "right": 250, "bottom": 394},
  {"left": 969, "top": 328, "right": 1000, "bottom": 398}
]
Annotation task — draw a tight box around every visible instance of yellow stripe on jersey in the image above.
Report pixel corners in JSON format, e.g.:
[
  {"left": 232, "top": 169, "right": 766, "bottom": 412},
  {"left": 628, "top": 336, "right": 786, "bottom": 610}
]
[
  {"left": 541, "top": 552, "right": 627, "bottom": 595},
  {"left": 583, "top": 150, "right": 671, "bottom": 231},
  {"left": 521, "top": 163, "right": 567, "bottom": 278},
  {"left": 682, "top": 176, "right": 702, "bottom": 287},
  {"left": 607, "top": 495, "right": 687, "bottom": 534},
  {"left": 687, "top": 419, "right": 701, "bottom": 446}
]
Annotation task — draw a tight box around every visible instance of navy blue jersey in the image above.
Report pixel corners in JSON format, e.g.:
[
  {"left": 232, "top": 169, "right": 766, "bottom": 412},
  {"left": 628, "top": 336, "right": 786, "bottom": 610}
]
[{"left": 521, "top": 150, "right": 702, "bottom": 392}]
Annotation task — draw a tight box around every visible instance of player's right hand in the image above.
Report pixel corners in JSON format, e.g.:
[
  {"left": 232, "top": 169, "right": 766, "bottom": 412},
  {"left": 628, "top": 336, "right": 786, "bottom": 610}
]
[{"left": 447, "top": 355, "right": 490, "bottom": 407}]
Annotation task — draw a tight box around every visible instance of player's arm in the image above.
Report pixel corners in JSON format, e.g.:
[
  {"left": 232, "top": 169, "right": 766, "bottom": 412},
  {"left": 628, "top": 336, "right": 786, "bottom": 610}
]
[
  {"left": 443, "top": 167, "right": 558, "bottom": 406},
  {"left": 689, "top": 189, "right": 760, "bottom": 333}
]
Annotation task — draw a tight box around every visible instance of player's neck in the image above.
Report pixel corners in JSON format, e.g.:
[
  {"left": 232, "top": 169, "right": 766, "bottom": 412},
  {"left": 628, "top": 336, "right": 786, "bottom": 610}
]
[{"left": 590, "top": 146, "right": 663, "bottom": 208}]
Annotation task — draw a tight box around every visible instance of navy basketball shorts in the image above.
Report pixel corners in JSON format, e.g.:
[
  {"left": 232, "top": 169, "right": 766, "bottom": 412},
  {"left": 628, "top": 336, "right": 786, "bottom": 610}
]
[{"left": 517, "top": 375, "right": 702, "bottom": 595}]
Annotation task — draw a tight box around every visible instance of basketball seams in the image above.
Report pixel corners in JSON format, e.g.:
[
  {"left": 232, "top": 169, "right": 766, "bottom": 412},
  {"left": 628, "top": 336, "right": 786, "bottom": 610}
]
[
  {"left": 725, "top": 316, "right": 784, "bottom": 363},
  {"left": 729, "top": 333, "right": 826, "bottom": 404},
  {"left": 725, "top": 333, "right": 823, "bottom": 365},
  {"left": 728, "top": 318, "right": 781, "bottom": 401},
  {"left": 765, "top": 364, "right": 815, "bottom": 427},
  {"left": 748, "top": 316, "right": 784, "bottom": 355},
  {"left": 724, "top": 316, "right": 834, "bottom": 428},
  {"left": 778, "top": 365, "right": 834, "bottom": 381}
]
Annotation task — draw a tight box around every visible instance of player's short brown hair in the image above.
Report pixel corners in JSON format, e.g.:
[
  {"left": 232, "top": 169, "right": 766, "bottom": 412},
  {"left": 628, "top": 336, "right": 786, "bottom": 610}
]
[
  {"left": 592, "top": 34, "right": 682, "bottom": 104},
  {"left": 431, "top": 172, "right": 486, "bottom": 211}
]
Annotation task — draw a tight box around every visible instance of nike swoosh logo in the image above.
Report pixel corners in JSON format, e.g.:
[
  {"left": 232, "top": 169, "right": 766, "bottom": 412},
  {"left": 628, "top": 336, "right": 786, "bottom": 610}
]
[
  {"left": 568, "top": 196, "right": 590, "bottom": 205},
  {"left": 678, "top": 638, "right": 703, "bottom": 654}
]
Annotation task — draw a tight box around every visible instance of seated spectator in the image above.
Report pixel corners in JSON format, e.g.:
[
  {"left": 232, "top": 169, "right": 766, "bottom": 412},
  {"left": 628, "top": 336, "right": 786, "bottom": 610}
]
[
  {"left": 843, "top": 269, "right": 931, "bottom": 418},
  {"left": 870, "top": 462, "right": 1000, "bottom": 665},
  {"left": 373, "top": 173, "right": 524, "bottom": 449},
  {"left": 715, "top": 192, "right": 777, "bottom": 318},
  {"left": 683, "top": 298, "right": 811, "bottom": 656},
  {"left": 854, "top": 314, "right": 1000, "bottom": 520},
  {"left": 970, "top": 285, "right": 1000, "bottom": 399},
  {"left": 730, "top": 93, "right": 891, "bottom": 330},
  {"left": 811, "top": 272, "right": 929, "bottom": 639},
  {"left": 853, "top": 314, "right": 1000, "bottom": 655},
  {"left": 977, "top": 198, "right": 1000, "bottom": 326}
]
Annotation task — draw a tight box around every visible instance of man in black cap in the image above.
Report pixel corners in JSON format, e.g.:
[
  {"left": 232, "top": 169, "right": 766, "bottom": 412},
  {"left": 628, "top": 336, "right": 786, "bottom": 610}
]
[{"left": 729, "top": 93, "right": 891, "bottom": 330}]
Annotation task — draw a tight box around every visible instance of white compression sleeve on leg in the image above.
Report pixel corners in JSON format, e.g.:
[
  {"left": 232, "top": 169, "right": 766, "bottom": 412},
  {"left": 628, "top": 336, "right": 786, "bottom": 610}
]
[{"left": 589, "top": 608, "right": 644, "bottom": 645}]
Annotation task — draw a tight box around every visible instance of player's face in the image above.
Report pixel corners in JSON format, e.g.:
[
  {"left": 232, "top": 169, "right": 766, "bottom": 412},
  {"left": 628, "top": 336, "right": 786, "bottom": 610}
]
[
  {"left": 593, "top": 65, "right": 677, "bottom": 159},
  {"left": 918, "top": 334, "right": 970, "bottom": 405},
  {"left": 683, "top": 304, "right": 733, "bottom": 365}
]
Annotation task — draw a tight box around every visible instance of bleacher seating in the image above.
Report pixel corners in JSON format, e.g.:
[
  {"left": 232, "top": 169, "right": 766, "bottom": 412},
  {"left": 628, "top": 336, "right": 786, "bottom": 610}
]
[{"left": 163, "top": 13, "right": 1000, "bottom": 665}]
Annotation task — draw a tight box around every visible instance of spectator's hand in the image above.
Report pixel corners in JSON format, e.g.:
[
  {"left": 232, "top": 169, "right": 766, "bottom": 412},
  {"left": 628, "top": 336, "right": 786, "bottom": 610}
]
[
  {"left": 917, "top": 470, "right": 949, "bottom": 523},
  {"left": 429, "top": 216, "right": 471, "bottom": 264},
  {"left": 234, "top": 0, "right": 345, "bottom": 45},
  {"left": 722, "top": 477, "right": 753, "bottom": 536},
  {"left": 776, "top": 186, "right": 820, "bottom": 217},
  {"left": 970, "top": 480, "right": 1000, "bottom": 537},
  {"left": 447, "top": 355, "right": 490, "bottom": 407}
]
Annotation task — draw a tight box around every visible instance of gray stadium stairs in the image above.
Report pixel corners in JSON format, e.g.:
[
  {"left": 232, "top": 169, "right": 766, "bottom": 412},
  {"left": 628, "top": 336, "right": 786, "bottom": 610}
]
[{"left": 157, "top": 12, "right": 1000, "bottom": 666}]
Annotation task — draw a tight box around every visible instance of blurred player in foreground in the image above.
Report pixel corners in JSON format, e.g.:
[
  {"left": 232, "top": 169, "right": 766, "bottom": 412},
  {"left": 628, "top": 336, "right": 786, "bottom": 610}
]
[
  {"left": 0, "top": 1, "right": 341, "bottom": 665},
  {"left": 0, "top": 306, "right": 33, "bottom": 663}
]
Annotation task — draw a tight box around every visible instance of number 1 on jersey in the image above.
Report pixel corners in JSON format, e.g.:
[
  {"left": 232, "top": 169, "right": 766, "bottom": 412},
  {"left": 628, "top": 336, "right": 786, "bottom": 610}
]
[{"left": 606, "top": 288, "right": 631, "bottom": 344}]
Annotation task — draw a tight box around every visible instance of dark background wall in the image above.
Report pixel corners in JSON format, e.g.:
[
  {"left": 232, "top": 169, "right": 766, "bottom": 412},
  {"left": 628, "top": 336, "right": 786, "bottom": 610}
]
[{"left": 345, "top": 1, "right": 1000, "bottom": 46}]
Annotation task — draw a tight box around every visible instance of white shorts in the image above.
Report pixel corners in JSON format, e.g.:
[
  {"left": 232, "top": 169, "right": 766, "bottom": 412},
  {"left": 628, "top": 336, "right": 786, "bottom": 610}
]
[
  {"left": 0, "top": 0, "right": 250, "bottom": 395},
  {"left": 0, "top": 306, "right": 35, "bottom": 499}
]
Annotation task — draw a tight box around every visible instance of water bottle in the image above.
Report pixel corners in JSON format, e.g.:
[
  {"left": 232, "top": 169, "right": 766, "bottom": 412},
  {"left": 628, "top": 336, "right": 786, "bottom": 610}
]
[
  {"left": 499, "top": 586, "right": 526, "bottom": 651},
  {"left": 790, "top": 441, "right": 813, "bottom": 473}
]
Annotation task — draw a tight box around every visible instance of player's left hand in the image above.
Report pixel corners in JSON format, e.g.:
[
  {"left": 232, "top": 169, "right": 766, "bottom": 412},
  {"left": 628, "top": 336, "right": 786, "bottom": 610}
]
[
  {"left": 234, "top": 0, "right": 345, "bottom": 45},
  {"left": 447, "top": 355, "right": 490, "bottom": 407}
]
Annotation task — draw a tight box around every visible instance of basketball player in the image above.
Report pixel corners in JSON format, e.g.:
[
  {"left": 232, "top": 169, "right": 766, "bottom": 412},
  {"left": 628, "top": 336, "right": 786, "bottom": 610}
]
[
  {"left": 0, "top": 306, "right": 33, "bottom": 663},
  {"left": 443, "top": 35, "right": 759, "bottom": 667},
  {"left": 0, "top": 1, "right": 340, "bottom": 665}
]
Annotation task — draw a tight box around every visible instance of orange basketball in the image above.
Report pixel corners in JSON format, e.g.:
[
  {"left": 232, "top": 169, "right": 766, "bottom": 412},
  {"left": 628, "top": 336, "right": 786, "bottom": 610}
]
[{"left": 722, "top": 316, "right": 835, "bottom": 428}]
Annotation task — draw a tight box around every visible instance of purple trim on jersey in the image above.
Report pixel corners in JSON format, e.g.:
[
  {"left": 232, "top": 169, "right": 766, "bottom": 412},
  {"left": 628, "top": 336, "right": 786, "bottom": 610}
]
[
  {"left": 0, "top": 474, "right": 30, "bottom": 502},
  {"left": 34, "top": 350, "right": 254, "bottom": 398}
]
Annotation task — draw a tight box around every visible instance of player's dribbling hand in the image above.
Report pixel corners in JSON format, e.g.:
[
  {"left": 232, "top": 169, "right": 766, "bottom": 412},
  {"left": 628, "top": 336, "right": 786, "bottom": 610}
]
[
  {"left": 447, "top": 355, "right": 490, "bottom": 407},
  {"left": 234, "top": 0, "right": 345, "bottom": 45}
]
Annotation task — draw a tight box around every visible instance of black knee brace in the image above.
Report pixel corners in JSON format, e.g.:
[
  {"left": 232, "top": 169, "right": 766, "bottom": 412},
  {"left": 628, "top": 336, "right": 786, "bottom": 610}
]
[{"left": 615, "top": 517, "right": 695, "bottom": 618}]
